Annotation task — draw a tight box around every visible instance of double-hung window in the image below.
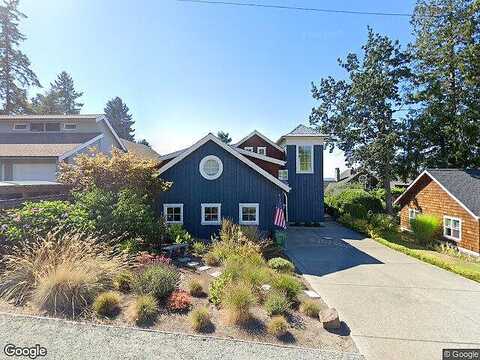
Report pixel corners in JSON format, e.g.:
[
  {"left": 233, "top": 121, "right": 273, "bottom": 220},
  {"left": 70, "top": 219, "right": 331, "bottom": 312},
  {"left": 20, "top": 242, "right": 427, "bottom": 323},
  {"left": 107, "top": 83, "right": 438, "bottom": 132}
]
[
  {"left": 296, "top": 145, "right": 314, "bottom": 173},
  {"left": 239, "top": 203, "right": 259, "bottom": 225},
  {"left": 257, "top": 147, "right": 266, "bottom": 156},
  {"left": 443, "top": 216, "right": 461, "bottom": 241},
  {"left": 164, "top": 204, "right": 183, "bottom": 224},
  {"left": 201, "top": 203, "right": 221, "bottom": 225}
]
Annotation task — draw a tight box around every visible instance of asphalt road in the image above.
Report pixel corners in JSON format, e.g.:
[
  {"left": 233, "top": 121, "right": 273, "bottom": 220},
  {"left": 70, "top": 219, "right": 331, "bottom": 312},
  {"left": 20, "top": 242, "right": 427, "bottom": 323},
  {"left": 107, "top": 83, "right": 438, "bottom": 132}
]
[
  {"left": 0, "top": 312, "right": 364, "bottom": 360},
  {"left": 286, "top": 222, "right": 480, "bottom": 360}
]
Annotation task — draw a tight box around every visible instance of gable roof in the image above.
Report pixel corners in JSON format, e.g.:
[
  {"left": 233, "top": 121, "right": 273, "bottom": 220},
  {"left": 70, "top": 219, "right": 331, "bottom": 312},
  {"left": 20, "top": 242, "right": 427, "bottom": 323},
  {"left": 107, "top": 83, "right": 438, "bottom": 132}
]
[
  {"left": 394, "top": 169, "right": 480, "bottom": 219},
  {"left": 121, "top": 139, "right": 161, "bottom": 162},
  {"left": 284, "top": 124, "right": 320, "bottom": 136},
  {"left": 233, "top": 130, "right": 285, "bottom": 153},
  {"left": 157, "top": 133, "right": 290, "bottom": 192}
]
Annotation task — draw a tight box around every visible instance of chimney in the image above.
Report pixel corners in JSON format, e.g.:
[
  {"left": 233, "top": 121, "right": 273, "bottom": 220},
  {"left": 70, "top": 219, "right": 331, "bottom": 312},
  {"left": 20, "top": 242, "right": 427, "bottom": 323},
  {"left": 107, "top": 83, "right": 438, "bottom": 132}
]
[{"left": 335, "top": 168, "right": 340, "bottom": 182}]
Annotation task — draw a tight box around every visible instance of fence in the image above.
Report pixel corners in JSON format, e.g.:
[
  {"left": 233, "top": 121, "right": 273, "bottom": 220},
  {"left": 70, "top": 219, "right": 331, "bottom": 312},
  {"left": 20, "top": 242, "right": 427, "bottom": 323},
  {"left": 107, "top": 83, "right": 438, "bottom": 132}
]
[{"left": 0, "top": 182, "right": 70, "bottom": 209}]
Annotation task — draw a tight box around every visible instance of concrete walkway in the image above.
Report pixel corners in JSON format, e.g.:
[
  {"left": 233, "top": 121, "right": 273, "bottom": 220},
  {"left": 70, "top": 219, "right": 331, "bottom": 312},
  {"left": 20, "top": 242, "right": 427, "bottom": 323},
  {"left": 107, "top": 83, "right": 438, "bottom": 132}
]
[
  {"left": 0, "top": 312, "right": 364, "bottom": 360},
  {"left": 285, "top": 222, "right": 480, "bottom": 360}
]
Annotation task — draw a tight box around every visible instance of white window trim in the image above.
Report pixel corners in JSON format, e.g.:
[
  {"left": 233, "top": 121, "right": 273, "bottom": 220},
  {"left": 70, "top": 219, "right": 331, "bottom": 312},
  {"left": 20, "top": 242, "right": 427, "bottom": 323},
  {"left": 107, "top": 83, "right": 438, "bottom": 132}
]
[
  {"left": 296, "top": 144, "right": 314, "bottom": 174},
  {"left": 163, "top": 203, "right": 184, "bottom": 224},
  {"left": 64, "top": 123, "right": 77, "bottom": 130},
  {"left": 443, "top": 215, "right": 462, "bottom": 242},
  {"left": 257, "top": 147, "right": 266, "bottom": 155},
  {"left": 408, "top": 208, "right": 420, "bottom": 221},
  {"left": 201, "top": 203, "right": 222, "bottom": 225},
  {"left": 244, "top": 146, "right": 254, "bottom": 152},
  {"left": 278, "top": 169, "right": 288, "bottom": 181},
  {"left": 199, "top": 155, "right": 223, "bottom": 180},
  {"left": 13, "top": 123, "right": 27, "bottom": 131},
  {"left": 239, "top": 203, "right": 259, "bottom": 226}
]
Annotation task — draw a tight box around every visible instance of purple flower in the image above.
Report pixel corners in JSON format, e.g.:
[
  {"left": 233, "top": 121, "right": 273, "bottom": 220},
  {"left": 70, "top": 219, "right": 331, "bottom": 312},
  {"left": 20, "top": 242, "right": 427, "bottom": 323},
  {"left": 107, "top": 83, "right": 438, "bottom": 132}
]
[{"left": 0, "top": 224, "right": 7, "bottom": 232}]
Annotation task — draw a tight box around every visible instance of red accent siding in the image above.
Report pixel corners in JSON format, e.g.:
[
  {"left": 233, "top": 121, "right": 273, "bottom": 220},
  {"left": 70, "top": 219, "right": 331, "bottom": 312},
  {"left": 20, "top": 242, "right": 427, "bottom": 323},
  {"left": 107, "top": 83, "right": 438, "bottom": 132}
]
[
  {"left": 237, "top": 134, "right": 285, "bottom": 160},
  {"left": 243, "top": 155, "right": 282, "bottom": 177}
]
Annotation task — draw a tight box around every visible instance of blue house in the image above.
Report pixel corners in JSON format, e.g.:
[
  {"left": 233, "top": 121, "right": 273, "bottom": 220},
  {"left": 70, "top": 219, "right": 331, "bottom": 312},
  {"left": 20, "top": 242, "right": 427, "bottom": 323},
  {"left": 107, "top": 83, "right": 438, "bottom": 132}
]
[{"left": 155, "top": 125, "right": 326, "bottom": 239}]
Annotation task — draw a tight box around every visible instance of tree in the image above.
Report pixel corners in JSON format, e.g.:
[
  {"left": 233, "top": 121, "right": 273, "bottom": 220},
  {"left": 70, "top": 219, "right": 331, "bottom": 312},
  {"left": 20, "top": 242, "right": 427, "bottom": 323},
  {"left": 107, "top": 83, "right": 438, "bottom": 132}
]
[
  {"left": 30, "top": 90, "right": 62, "bottom": 114},
  {"left": 309, "top": 28, "right": 410, "bottom": 213},
  {"left": 104, "top": 97, "right": 135, "bottom": 141},
  {"left": 217, "top": 131, "right": 232, "bottom": 144},
  {"left": 51, "top": 71, "right": 83, "bottom": 114},
  {"left": 407, "top": 0, "right": 480, "bottom": 171},
  {"left": 137, "top": 139, "right": 151, "bottom": 148},
  {"left": 0, "top": 0, "right": 40, "bottom": 114}
]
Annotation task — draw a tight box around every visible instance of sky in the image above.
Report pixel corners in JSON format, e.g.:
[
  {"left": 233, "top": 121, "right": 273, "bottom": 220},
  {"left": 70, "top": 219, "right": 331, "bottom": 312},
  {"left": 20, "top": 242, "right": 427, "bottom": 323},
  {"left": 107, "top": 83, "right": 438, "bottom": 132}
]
[{"left": 20, "top": 0, "right": 416, "bottom": 178}]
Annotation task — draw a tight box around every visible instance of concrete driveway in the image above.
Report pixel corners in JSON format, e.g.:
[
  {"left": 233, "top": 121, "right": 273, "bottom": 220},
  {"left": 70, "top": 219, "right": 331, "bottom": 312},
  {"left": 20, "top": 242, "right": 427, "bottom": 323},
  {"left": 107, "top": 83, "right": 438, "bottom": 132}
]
[{"left": 285, "top": 222, "right": 480, "bottom": 360}]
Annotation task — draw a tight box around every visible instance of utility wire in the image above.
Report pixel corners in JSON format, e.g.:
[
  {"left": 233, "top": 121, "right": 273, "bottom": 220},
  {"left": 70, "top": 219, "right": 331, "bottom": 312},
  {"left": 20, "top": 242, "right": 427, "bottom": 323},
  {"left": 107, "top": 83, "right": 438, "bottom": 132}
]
[{"left": 176, "top": 0, "right": 426, "bottom": 18}]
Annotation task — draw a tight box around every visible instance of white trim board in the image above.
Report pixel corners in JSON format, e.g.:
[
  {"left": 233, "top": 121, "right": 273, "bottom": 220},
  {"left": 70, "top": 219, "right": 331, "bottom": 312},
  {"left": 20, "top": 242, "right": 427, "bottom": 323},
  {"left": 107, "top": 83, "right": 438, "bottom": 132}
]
[
  {"left": 233, "top": 130, "right": 285, "bottom": 153},
  {"left": 201, "top": 203, "right": 222, "bottom": 225},
  {"left": 157, "top": 133, "right": 291, "bottom": 193},
  {"left": 235, "top": 148, "right": 286, "bottom": 165},
  {"left": 239, "top": 203, "right": 259, "bottom": 225},
  {"left": 394, "top": 170, "right": 480, "bottom": 220},
  {"left": 58, "top": 134, "right": 105, "bottom": 161},
  {"left": 96, "top": 115, "right": 127, "bottom": 152}
]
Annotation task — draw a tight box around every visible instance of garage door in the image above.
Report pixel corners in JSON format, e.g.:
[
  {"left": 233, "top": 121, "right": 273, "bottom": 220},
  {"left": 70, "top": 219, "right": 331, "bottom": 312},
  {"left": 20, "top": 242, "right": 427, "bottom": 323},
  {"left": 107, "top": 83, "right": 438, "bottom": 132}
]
[{"left": 12, "top": 163, "right": 58, "bottom": 181}]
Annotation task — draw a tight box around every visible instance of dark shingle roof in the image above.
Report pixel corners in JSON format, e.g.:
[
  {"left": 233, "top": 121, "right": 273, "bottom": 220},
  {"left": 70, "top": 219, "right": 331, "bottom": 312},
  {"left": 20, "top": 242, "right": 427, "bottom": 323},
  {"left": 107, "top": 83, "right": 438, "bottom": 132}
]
[
  {"left": 427, "top": 169, "right": 480, "bottom": 217},
  {"left": 0, "top": 133, "right": 102, "bottom": 157},
  {"left": 286, "top": 124, "right": 320, "bottom": 136},
  {"left": 121, "top": 139, "right": 161, "bottom": 162}
]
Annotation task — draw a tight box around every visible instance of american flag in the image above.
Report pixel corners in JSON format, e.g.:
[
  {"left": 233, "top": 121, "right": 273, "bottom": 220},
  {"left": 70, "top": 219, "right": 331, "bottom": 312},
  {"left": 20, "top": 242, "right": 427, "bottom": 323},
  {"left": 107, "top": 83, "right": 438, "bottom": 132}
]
[{"left": 274, "top": 196, "right": 287, "bottom": 229}]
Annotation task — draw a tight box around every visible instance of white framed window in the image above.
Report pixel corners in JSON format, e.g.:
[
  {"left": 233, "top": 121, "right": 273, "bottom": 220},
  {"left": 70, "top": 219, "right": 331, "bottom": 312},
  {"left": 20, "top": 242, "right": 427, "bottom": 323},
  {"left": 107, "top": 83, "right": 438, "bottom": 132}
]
[
  {"left": 257, "top": 147, "right": 266, "bottom": 156},
  {"left": 443, "top": 216, "right": 461, "bottom": 241},
  {"left": 201, "top": 203, "right": 221, "bottom": 225},
  {"left": 296, "top": 145, "right": 314, "bottom": 173},
  {"left": 239, "top": 203, "right": 259, "bottom": 225},
  {"left": 244, "top": 147, "right": 254, "bottom": 152},
  {"left": 30, "top": 123, "right": 45, "bottom": 132},
  {"left": 278, "top": 169, "right": 288, "bottom": 181},
  {"left": 199, "top": 155, "right": 223, "bottom": 180},
  {"left": 408, "top": 208, "right": 420, "bottom": 222},
  {"left": 163, "top": 204, "right": 183, "bottom": 224},
  {"left": 13, "top": 123, "right": 27, "bottom": 130},
  {"left": 64, "top": 123, "right": 77, "bottom": 130}
]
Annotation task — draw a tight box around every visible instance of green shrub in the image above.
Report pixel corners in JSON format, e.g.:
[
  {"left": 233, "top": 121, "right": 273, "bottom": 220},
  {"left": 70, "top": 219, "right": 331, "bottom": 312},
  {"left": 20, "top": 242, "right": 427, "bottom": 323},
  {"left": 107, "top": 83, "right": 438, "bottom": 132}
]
[
  {"left": 204, "top": 252, "right": 220, "bottom": 266},
  {"left": 411, "top": 214, "right": 441, "bottom": 246},
  {"left": 267, "top": 316, "right": 288, "bottom": 337},
  {"left": 192, "top": 241, "right": 208, "bottom": 255},
  {"left": 299, "top": 299, "right": 321, "bottom": 318},
  {"left": 114, "top": 270, "right": 135, "bottom": 293},
  {"left": 134, "top": 264, "right": 180, "bottom": 300},
  {"left": 208, "top": 273, "right": 232, "bottom": 306},
  {"left": 188, "top": 280, "right": 204, "bottom": 297},
  {"left": 130, "top": 295, "right": 158, "bottom": 326},
  {"left": 327, "top": 188, "right": 383, "bottom": 219},
  {"left": 222, "top": 282, "right": 256, "bottom": 324},
  {"left": 271, "top": 274, "right": 303, "bottom": 302},
  {"left": 167, "top": 224, "right": 193, "bottom": 244},
  {"left": 268, "top": 258, "right": 295, "bottom": 273},
  {"left": 93, "top": 291, "right": 121, "bottom": 318},
  {"left": 264, "top": 291, "right": 291, "bottom": 316},
  {"left": 190, "top": 307, "right": 212, "bottom": 332},
  {"left": 368, "top": 213, "right": 399, "bottom": 235}
]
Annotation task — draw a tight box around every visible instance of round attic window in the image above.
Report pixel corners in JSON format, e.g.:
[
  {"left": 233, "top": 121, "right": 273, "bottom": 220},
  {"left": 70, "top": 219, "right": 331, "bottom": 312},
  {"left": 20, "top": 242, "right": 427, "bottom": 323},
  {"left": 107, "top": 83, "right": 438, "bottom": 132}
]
[{"left": 199, "top": 155, "right": 223, "bottom": 180}]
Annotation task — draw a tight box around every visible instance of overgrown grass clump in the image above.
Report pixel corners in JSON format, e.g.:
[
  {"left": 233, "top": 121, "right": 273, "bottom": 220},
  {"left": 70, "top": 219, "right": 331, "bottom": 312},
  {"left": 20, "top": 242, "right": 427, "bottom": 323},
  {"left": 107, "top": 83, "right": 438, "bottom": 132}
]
[
  {"left": 190, "top": 307, "right": 212, "bottom": 332},
  {"left": 264, "top": 291, "right": 291, "bottom": 316},
  {"left": 411, "top": 214, "right": 441, "bottom": 246},
  {"left": 268, "top": 257, "right": 295, "bottom": 273},
  {"left": 93, "top": 291, "right": 121, "bottom": 318},
  {"left": 221, "top": 282, "right": 256, "bottom": 324},
  {"left": 129, "top": 294, "right": 158, "bottom": 326},
  {"left": 114, "top": 270, "right": 135, "bottom": 293},
  {"left": 299, "top": 299, "right": 321, "bottom": 318},
  {"left": 271, "top": 273, "right": 303, "bottom": 302},
  {"left": 267, "top": 316, "right": 288, "bottom": 337},
  {"left": 0, "top": 230, "right": 129, "bottom": 317},
  {"left": 188, "top": 279, "right": 204, "bottom": 297}
]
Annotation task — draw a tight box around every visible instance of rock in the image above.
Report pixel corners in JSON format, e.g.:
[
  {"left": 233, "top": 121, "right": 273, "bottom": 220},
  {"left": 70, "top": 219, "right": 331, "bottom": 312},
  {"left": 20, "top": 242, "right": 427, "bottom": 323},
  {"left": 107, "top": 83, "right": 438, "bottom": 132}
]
[{"left": 320, "top": 308, "right": 341, "bottom": 330}]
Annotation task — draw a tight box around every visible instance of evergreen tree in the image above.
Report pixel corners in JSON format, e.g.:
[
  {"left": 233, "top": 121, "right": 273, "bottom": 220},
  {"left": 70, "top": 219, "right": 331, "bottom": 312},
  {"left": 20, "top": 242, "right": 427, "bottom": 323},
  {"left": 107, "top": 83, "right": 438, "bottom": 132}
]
[
  {"left": 137, "top": 138, "right": 151, "bottom": 147},
  {"left": 0, "top": 0, "right": 40, "bottom": 114},
  {"left": 217, "top": 131, "right": 232, "bottom": 144},
  {"left": 104, "top": 97, "right": 135, "bottom": 140},
  {"left": 51, "top": 71, "right": 83, "bottom": 114},
  {"left": 310, "top": 28, "right": 410, "bottom": 213},
  {"left": 407, "top": 0, "right": 480, "bottom": 171},
  {"left": 31, "top": 90, "right": 62, "bottom": 114}
]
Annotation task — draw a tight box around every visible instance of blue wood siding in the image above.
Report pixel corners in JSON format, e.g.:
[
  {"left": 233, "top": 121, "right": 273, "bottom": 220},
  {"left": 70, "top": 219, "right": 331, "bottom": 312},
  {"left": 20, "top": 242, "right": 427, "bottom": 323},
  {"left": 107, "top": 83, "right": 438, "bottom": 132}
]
[
  {"left": 286, "top": 144, "right": 324, "bottom": 223},
  {"left": 156, "top": 140, "right": 285, "bottom": 239}
]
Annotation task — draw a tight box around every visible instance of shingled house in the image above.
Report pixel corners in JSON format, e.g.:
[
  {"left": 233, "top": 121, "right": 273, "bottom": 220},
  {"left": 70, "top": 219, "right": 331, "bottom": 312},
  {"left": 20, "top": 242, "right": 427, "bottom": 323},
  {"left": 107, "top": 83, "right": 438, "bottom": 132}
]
[{"left": 394, "top": 169, "right": 480, "bottom": 256}]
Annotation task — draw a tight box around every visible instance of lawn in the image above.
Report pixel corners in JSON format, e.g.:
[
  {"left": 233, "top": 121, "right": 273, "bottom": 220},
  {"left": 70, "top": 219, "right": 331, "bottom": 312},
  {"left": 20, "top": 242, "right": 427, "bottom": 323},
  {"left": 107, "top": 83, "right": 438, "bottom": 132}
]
[{"left": 373, "top": 231, "right": 480, "bottom": 283}]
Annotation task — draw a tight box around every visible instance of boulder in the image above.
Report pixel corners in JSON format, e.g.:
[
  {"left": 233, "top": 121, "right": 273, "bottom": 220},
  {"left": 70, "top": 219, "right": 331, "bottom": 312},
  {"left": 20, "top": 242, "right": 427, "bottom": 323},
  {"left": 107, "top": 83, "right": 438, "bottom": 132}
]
[{"left": 320, "top": 308, "right": 341, "bottom": 330}]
